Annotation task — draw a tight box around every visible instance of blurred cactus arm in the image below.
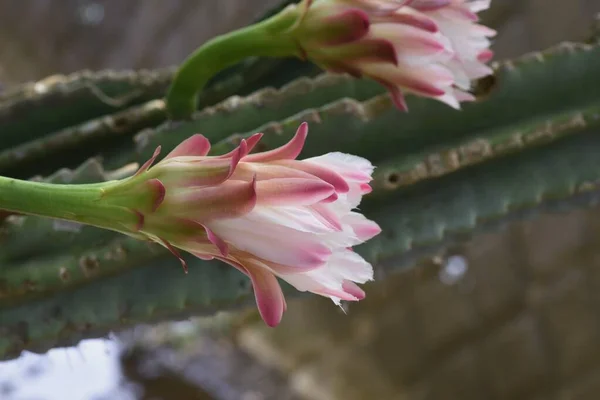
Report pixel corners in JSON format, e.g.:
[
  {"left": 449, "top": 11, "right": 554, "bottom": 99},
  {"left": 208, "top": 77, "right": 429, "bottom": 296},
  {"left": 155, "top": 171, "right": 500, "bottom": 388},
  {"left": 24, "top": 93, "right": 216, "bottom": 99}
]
[
  {"left": 1, "top": 32, "right": 600, "bottom": 357},
  {"left": 2, "top": 0, "right": 600, "bottom": 362}
]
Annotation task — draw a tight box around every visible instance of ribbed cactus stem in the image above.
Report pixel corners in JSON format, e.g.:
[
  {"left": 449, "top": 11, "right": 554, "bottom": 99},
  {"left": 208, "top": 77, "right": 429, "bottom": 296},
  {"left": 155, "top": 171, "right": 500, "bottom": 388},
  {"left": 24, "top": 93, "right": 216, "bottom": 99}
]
[
  {"left": 165, "top": 5, "right": 300, "bottom": 119},
  {"left": 0, "top": 176, "right": 137, "bottom": 232}
]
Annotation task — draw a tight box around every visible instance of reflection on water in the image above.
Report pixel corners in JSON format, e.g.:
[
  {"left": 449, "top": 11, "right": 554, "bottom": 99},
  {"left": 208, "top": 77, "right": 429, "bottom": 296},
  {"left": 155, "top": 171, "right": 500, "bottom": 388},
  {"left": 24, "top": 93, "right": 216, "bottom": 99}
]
[{"left": 0, "top": 338, "right": 134, "bottom": 400}]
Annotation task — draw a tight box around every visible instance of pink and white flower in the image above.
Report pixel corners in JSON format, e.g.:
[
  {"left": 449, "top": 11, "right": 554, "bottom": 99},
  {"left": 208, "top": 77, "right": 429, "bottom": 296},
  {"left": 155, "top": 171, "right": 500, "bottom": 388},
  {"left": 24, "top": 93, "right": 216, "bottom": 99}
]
[
  {"left": 287, "top": 0, "right": 496, "bottom": 110},
  {"left": 105, "top": 123, "right": 381, "bottom": 327}
]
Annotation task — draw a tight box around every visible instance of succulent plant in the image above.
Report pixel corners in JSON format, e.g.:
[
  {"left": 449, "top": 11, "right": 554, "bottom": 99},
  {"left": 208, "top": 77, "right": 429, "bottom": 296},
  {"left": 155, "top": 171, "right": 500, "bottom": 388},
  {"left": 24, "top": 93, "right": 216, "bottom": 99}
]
[{"left": 1, "top": 1, "right": 600, "bottom": 360}]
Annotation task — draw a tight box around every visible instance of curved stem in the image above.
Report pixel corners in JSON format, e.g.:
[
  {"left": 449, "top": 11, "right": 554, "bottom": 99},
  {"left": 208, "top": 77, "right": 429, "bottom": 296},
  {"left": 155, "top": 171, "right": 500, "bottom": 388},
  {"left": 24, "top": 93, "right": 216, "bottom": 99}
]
[{"left": 165, "top": 7, "right": 300, "bottom": 120}]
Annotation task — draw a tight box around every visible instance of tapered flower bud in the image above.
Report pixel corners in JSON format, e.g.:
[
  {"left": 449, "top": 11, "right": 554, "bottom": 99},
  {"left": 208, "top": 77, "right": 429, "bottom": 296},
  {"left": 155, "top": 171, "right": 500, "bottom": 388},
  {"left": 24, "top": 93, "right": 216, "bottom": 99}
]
[
  {"left": 102, "top": 123, "right": 381, "bottom": 327},
  {"left": 287, "top": 0, "right": 496, "bottom": 110}
]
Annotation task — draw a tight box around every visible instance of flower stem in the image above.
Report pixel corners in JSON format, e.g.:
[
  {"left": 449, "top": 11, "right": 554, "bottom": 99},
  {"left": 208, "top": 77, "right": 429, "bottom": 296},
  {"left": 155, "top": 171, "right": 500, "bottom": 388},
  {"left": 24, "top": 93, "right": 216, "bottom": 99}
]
[
  {"left": 0, "top": 176, "right": 138, "bottom": 232},
  {"left": 165, "top": 6, "right": 300, "bottom": 120}
]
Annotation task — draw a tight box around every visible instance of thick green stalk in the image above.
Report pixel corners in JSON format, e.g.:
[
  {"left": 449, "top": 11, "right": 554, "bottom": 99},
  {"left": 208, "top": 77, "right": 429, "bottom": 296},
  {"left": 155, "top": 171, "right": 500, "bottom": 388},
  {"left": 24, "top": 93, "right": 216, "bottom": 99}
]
[
  {"left": 165, "top": 6, "right": 300, "bottom": 119},
  {"left": 0, "top": 177, "right": 135, "bottom": 232}
]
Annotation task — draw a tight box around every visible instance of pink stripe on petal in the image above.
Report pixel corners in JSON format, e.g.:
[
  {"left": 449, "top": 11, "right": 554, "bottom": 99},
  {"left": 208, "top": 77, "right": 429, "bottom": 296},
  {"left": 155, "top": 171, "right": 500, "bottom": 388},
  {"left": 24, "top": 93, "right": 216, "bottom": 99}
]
[
  {"left": 203, "top": 224, "right": 229, "bottom": 257},
  {"left": 344, "top": 212, "right": 382, "bottom": 241},
  {"left": 231, "top": 163, "right": 331, "bottom": 183},
  {"left": 353, "top": 220, "right": 382, "bottom": 241},
  {"left": 218, "top": 141, "right": 246, "bottom": 182},
  {"left": 382, "top": 11, "right": 438, "bottom": 33},
  {"left": 243, "top": 122, "right": 308, "bottom": 162},
  {"left": 410, "top": 0, "right": 451, "bottom": 11},
  {"left": 324, "top": 9, "right": 370, "bottom": 46},
  {"left": 477, "top": 49, "right": 494, "bottom": 63},
  {"left": 342, "top": 280, "right": 366, "bottom": 300},
  {"left": 321, "top": 192, "right": 339, "bottom": 203},
  {"left": 314, "top": 286, "right": 360, "bottom": 301},
  {"left": 133, "top": 209, "right": 145, "bottom": 231},
  {"left": 241, "top": 252, "right": 325, "bottom": 275},
  {"left": 273, "top": 160, "right": 350, "bottom": 193},
  {"left": 400, "top": 77, "right": 447, "bottom": 96},
  {"left": 161, "top": 153, "right": 244, "bottom": 187},
  {"left": 164, "top": 134, "right": 211, "bottom": 159},
  {"left": 310, "top": 203, "right": 343, "bottom": 231},
  {"left": 360, "top": 183, "right": 373, "bottom": 194},
  {"left": 343, "top": 0, "right": 408, "bottom": 13},
  {"left": 173, "top": 176, "right": 257, "bottom": 221},
  {"left": 256, "top": 178, "right": 334, "bottom": 206},
  {"left": 146, "top": 179, "right": 166, "bottom": 212},
  {"left": 135, "top": 146, "right": 161, "bottom": 176}
]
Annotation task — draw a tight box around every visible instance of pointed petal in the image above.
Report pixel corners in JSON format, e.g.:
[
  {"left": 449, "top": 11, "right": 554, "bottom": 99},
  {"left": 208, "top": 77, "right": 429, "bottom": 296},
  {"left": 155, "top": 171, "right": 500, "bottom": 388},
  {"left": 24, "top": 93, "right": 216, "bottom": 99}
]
[
  {"left": 164, "top": 134, "right": 211, "bottom": 159},
  {"left": 215, "top": 137, "right": 249, "bottom": 159},
  {"left": 243, "top": 122, "right": 308, "bottom": 162},
  {"left": 214, "top": 254, "right": 287, "bottom": 324},
  {"left": 256, "top": 178, "right": 334, "bottom": 206},
  {"left": 134, "top": 146, "right": 161, "bottom": 176},
  {"left": 244, "top": 133, "right": 264, "bottom": 154},
  {"left": 374, "top": 78, "right": 408, "bottom": 111},
  {"left": 232, "top": 163, "right": 336, "bottom": 183},
  {"left": 162, "top": 141, "right": 245, "bottom": 187},
  {"left": 322, "top": 192, "right": 339, "bottom": 203},
  {"left": 159, "top": 238, "right": 188, "bottom": 273},
  {"left": 247, "top": 267, "right": 286, "bottom": 327},
  {"left": 343, "top": 212, "right": 382, "bottom": 241},
  {"left": 305, "top": 152, "right": 374, "bottom": 182},
  {"left": 272, "top": 160, "right": 350, "bottom": 193}
]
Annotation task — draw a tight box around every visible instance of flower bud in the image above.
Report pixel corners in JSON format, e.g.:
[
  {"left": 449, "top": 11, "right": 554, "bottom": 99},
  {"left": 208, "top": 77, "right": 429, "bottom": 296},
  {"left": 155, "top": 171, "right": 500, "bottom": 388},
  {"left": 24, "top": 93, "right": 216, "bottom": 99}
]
[
  {"left": 103, "top": 123, "right": 381, "bottom": 327},
  {"left": 287, "top": 0, "right": 496, "bottom": 110}
]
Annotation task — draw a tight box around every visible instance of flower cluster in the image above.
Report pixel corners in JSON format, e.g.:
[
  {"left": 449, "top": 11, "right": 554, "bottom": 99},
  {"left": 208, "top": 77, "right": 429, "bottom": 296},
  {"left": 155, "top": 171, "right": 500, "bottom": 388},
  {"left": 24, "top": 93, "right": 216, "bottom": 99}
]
[
  {"left": 107, "top": 123, "right": 380, "bottom": 327},
  {"left": 289, "top": 0, "right": 496, "bottom": 110}
]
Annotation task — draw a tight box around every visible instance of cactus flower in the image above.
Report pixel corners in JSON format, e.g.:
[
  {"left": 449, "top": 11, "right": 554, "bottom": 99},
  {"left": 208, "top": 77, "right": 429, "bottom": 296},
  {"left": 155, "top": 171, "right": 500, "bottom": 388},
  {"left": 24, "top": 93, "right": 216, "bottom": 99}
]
[
  {"left": 288, "top": 0, "right": 496, "bottom": 110},
  {"left": 103, "top": 123, "right": 381, "bottom": 327}
]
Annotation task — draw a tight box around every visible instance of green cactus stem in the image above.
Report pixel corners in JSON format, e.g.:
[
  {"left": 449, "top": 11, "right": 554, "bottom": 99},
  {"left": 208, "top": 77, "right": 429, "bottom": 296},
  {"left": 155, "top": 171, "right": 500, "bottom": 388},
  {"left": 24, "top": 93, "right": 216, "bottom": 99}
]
[{"left": 0, "top": 176, "right": 140, "bottom": 233}]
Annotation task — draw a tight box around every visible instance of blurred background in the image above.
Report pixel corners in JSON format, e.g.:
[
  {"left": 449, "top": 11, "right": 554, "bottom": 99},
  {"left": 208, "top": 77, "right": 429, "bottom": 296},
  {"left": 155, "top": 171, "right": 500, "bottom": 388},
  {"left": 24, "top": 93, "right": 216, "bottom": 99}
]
[{"left": 2, "top": 0, "right": 600, "bottom": 399}]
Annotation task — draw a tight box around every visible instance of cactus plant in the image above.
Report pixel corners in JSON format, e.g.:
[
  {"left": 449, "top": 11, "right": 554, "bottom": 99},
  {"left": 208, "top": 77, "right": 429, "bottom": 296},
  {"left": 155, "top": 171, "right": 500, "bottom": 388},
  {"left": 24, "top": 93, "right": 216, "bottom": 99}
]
[{"left": 1, "top": 2, "right": 600, "bottom": 360}]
